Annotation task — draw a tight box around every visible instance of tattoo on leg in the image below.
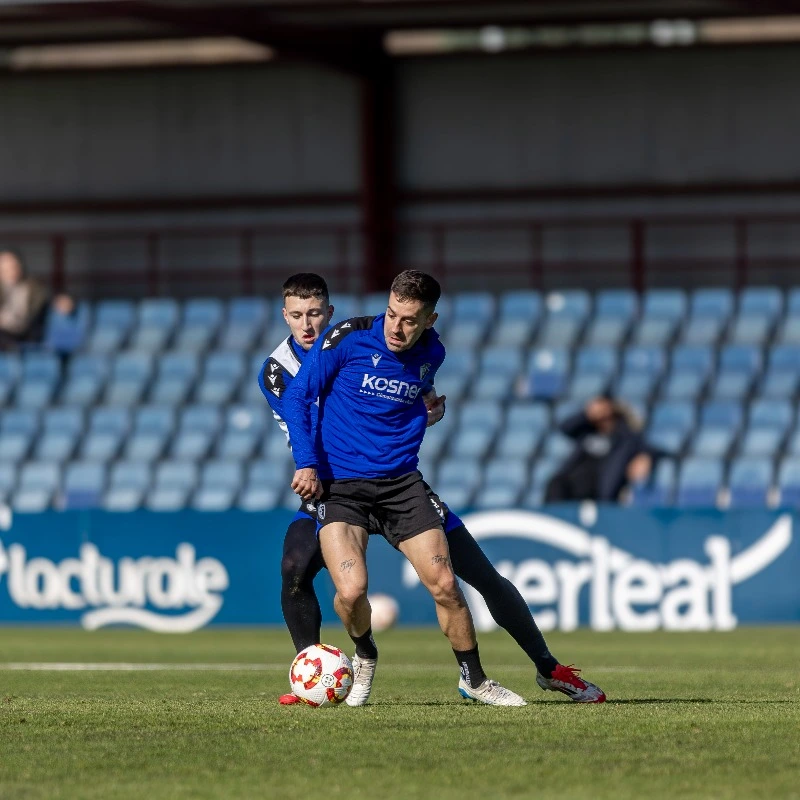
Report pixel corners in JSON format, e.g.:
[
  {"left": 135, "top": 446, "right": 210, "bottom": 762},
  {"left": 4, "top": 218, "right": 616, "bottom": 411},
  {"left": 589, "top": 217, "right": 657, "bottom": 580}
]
[
  {"left": 340, "top": 558, "right": 356, "bottom": 572},
  {"left": 431, "top": 554, "right": 450, "bottom": 566}
]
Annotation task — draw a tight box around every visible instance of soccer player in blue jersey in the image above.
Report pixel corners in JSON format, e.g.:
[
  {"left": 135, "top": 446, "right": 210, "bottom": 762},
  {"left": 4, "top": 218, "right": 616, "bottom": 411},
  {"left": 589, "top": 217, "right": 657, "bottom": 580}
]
[{"left": 261, "top": 272, "right": 605, "bottom": 706}]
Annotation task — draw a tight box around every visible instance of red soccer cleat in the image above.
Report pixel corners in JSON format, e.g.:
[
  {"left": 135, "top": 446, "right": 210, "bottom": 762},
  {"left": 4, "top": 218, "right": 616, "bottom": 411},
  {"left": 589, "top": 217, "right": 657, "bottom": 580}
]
[
  {"left": 279, "top": 693, "right": 301, "bottom": 705},
  {"left": 536, "top": 664, "right": 606, "bottom": 703}
]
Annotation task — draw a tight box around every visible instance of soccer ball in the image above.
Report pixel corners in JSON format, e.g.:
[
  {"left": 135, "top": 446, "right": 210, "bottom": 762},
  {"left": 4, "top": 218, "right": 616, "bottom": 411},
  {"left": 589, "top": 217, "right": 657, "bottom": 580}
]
[
  {"left": 289, "top": 644, "right": 354, "bottom": 707},
  {"left": 369, "top": 593, "right": 399, "bottom": 633}
]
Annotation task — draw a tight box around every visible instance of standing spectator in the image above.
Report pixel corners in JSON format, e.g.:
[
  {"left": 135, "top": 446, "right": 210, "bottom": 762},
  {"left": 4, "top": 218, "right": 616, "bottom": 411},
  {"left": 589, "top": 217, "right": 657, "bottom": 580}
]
[
  {"left": 0, "top": 250, "right": 49, "bottom": 350},
  {"left": 545, "top": 396, "right": 658, "bottom": 503}
]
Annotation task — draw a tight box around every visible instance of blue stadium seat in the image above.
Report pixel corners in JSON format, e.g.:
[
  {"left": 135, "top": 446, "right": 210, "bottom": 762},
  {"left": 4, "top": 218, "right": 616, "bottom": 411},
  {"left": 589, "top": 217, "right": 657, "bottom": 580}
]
[
  {"left": 436, "top": 347, "right": 477, "bottom": 380},
  {"left": 777, "top": 457, "right": 800, "bottom": 507},
  {"left": 642, "top": 289, "right": 687, "bottom": 321},
  {"left": 18, "top": 461, "right": 60, "bottom": 494},
  {"left": 525, "top": 458, "right": 560, "bottom": 507},
  {"left": 449, "top": 426, "right": 496, "bottom": 460},
  {"left": 494, "top": 427, "right": 543, "bottom": 460},
  {"left": 479, "top": 347, "right": 524, "bottom": 376},
  {"left": 488, "top": 317, "right": 538, "bottom": 348},
  {"left": 676, "top": 457, "right": 723, "bottom": 507},
  {"left": 690, "top": 288, "right": 734, "bottom": 322},
  {"left": 443, "top": 318, "right": 490, "bottom": 349},
  {"left": 727, "top": 314, "right": 772, "bottom": 346},
  {"left": 567, "top": 372, "right": 611, "bottom": 402},
  {"left": 0, "top": 354, "right": 20, "bottom": 405},
  {"left": 650, "top": 400, "right": 696, "bottom": 434},
  {"left": 195, "top": 351, "right": 246, "bottom": 405},
  {"left": 0, "top": 409, "right": 39, "bottom": 463},
  {"left": 720, "top": 344, "right": 762, "bottom": 374},
  {"left": 63, "top": 461, "right": 106, "bottom": 509},
  {"left": 138, "top": 298, "right": 180, "bottom": 330},
  {"left": 630, "top": 317, "right": 679, "bottom": 347},
  {"left": 623, "top": 345, "right": 667, "bottom": 377},
  {"left": 750, "top": 399, "right": 793, "bottom": 431},
  {"left": 147, "top": 460, "right": 198, "bottom": 510},
  {"left": 506, "top": 402, "right": 550, "bottom": 431},
  {"left": 536, "top": 317, "right": 583, "bottom": 349},
  {"left": 43, "top": 301, "right": 91, "bottom": 354},
  {"left": 192, "top": 460, "right": 243, "bottom": 511},
  {"left": 170, "top": 406, "right": 221, "bottom": 459},
  {"left": 575, "top": 346, "right": 618, "bottom": 377},
  {"left": 776, "top": 315, "right": 800, "bottom": 345},
  {"left": 630, "top": 459, "right": 676, "bottom": 507},
  {"left": 103, "top": 461, "right": 151, "bottom": 510},
  {"left": 149, "top": 352, "right": 200, "bottom": 405},
  {"left": 596, "top": 289, "right": 638, "bottom": 322},
  {"left": 453, "top": 292, "right": 495, "bottom": 321},
  {"left": 247, "top": 459, "right": 290, "bottom": 492},
  {"left": 16, "top": 353, "right": 60, "bottom": 409},
  {"left": 690, "top": 427, "right": 735, "bottom": 459},
  {"left": 614, "top": 370, "right": 659, "bottom": 404},
  {"left": 541, "top": 431, "right": 573, "bottom": 460},
  {"left": 526, "top": 348, "right": 570, "bottom": 400},
  {"left": 583, "top": 317, "right": 629, "bottom": 348},
  {"left": 34, "top": 408, "right": 84, "bottom": 463},
  {"left": 498, "top": 290, "right": 542, "bottom": 320},
  {"left": 87, "top": 300, "right": 135, "bottom": 353},
  {"left": 80, "top": 407, "right": 131, "bottom": 462},
  {"left": 700, "top": 400, "right": 744, "bottom": 430},
  {"left": 174, "top": 298, "right": 224, "bottom": 351},
  {"left": 738, "top": 428, "right": 785, "bottom": 458},
  {"left": 0, "top": 462, "right": 17, "bottom": 499},
  {"left": 680, "top": 317, "right": 725, "bottom": 346},
  {"left": 228, "top": 297, "right": 269, "bottom": 327},
  {"left": 433, "top": 372, "right": 470, "bottom": 405},
  {"left": 216, "top": 405, "right": 267, "bottom": 460},
  {"left": 473, "top": 458, "right": 528, "bottom": 508},
  {"left": 739, "top": 286, "right": 783, "bottom": 317},
  {"left": 104, "top": 352, "right": 154, "bottom": 406},
  {"left": 435, "top": 457, "right": 480, "bottom": 509},
  {"left": 122, "top": 406, "right": 176, "bottom": 462},
  {"left": 660, "top": 370, "right": 707, "bottom": 401},
  {"left": 545, "top": 290, "right": 591, "bottom": 321},
  {"left": 728, "top": 457, "right": 772, "bottom": 508},
  {"left": 760, "top": 369, "right": 800, "bottom": 400},
  {"left": 62, "top": 354, "right": 110, "bottom": 405}
]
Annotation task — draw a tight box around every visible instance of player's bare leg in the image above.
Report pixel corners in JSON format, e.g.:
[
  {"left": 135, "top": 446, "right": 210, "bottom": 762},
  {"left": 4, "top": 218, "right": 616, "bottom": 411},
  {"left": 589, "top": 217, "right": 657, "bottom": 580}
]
[
  {"left": 399, "top": 528, "right": 526, "bottom": 707},
  {"left": 318, "top": 522, "right": 377, "bottom": 706}
]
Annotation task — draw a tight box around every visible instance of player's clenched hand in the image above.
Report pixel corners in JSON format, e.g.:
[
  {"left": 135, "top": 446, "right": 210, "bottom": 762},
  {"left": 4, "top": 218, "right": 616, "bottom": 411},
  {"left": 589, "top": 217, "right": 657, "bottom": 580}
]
[
  {"left": 292, "top": 467, "right": 321, "bottom": 501},
  {"left": 423, "top": 392, "right": 447, "bottom": 427}
]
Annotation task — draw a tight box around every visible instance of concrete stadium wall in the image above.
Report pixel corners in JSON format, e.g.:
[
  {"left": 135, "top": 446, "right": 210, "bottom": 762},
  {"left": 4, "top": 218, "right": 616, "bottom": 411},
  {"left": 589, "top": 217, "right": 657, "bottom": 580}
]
[
  {"left": 397, "top": 46, "right": 800, "bottom": 191},
  {"left": 0, "top": 64, "right": 359, "bottom": 201}
]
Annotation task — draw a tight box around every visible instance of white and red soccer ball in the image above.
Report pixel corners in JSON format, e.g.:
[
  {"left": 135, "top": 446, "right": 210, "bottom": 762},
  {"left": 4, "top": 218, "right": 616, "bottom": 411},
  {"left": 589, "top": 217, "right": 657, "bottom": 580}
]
[{"left": 289, "top": 644, "right": 354, "bottom": 707}]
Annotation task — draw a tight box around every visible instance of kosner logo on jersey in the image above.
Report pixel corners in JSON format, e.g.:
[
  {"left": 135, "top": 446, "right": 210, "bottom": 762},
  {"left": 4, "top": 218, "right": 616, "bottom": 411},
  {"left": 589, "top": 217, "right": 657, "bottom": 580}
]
[
  {"left": 403, "top": 510, "right": 793, "bottom": 631},
  {"left": 0, "top": 539, "right": 229, "bottom": 632}
]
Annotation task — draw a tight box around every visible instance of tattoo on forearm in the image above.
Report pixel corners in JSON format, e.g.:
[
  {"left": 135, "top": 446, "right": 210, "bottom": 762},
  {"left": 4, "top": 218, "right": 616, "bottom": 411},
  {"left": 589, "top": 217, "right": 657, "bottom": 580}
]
[
  {"left": 431, "top": 554, "right": 450, "bottom": 566},
  {"left": 340, "top": 559, "right": 356, "bottom": 572}
]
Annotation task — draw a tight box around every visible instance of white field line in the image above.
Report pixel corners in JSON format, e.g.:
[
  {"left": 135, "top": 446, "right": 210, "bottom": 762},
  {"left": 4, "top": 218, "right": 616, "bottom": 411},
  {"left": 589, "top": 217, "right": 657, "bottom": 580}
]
[{"left": 0, "top": 662, "right": 648, "bottom": 673}]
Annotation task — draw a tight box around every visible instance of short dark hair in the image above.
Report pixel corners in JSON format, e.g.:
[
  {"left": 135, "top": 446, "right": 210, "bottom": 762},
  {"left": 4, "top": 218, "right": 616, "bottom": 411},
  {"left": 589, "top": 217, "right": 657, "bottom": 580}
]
[
  {"left": 390, "top": 270, "right": 441, "bottom": 310},
  {"left": 282, "top": 273, "right": 329, "bottom": 305}
]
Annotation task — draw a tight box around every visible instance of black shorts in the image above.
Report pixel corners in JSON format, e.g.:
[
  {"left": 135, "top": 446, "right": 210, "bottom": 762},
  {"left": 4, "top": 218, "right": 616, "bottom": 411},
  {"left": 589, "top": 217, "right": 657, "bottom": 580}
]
[{"left": 317, "top": 471, "right": 445, "bottom": 549}]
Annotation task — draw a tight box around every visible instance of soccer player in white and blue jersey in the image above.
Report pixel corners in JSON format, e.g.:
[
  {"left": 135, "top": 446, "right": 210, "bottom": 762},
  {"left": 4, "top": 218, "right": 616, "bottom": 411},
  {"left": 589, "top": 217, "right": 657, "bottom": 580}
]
[{"left": 261, "top": 273, "right": 605, "bottom": 706}]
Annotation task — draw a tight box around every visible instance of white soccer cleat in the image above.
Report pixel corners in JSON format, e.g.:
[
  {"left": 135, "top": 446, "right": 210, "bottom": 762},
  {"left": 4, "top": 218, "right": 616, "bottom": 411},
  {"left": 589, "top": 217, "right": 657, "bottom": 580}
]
[
  {"left": 536, "top": 664, "right": 606, "bottom": 703},
  {"left": 345, "top": 655, "right": 377, "bottom": 707},
  {"left": 458, "top": 677, "right": 527, "bottom": 706}
]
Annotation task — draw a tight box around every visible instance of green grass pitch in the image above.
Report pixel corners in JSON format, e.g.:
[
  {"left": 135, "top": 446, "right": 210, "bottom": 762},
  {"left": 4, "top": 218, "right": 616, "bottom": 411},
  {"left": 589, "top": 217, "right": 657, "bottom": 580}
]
[{"left": 1, "top": 626, "right": 798, "bottom": 799}]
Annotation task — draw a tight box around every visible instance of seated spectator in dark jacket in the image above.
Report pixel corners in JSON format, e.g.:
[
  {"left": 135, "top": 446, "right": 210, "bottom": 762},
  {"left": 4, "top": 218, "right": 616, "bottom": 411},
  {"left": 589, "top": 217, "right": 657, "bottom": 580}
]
[
  {"left": 0, "top": 250, "right": 50, "bottom": 351},
  {"left": 545, "top": 397, "right": 658, "bottom": 503}
]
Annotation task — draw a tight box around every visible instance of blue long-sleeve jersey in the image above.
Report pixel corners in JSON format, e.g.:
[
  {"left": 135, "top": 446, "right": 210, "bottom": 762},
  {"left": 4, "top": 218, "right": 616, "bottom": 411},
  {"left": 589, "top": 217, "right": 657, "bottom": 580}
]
[
  {"left": 282, "top": 314, "right": 444, "bottom": 480},
  {"left": 258, "top": 332, "right": 313, "bottom": 444}
]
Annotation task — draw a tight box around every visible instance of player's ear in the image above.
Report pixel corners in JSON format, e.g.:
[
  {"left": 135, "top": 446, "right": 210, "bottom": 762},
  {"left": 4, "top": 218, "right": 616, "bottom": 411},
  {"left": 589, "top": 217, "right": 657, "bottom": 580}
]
[
  {"left": 425, "top": 311, "right": 438, "bottom": 329},
  {"left": 327, "top": 304, "right": 334, "bottom": 322},
  {"left": 282, "top": 306, "right": 289, "bottom": 323}
]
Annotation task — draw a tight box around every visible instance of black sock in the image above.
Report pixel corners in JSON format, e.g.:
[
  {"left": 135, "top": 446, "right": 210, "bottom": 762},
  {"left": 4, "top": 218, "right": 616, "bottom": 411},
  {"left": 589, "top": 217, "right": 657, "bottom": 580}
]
[
  {"left": 350, "top": 627, "right": 378, "bottom": 659},
  {"left": 447, "top": 525, "right": 560, "bottom": 677},
  {"left": 281, "top": 519, "right": 325, "bottom": 652},
  {"left": 453, "top": 646, "right": 487, "bottom": 689}
]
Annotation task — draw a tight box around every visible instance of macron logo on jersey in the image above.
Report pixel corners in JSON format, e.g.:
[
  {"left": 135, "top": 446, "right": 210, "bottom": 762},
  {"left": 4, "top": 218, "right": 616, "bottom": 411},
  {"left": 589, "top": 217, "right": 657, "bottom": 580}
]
[
  {"left": 420, "top": 363, "right": 431, "bottom": 381},
  {"left": 371, "top": 354, "right": 382, "bottom": 367}
]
